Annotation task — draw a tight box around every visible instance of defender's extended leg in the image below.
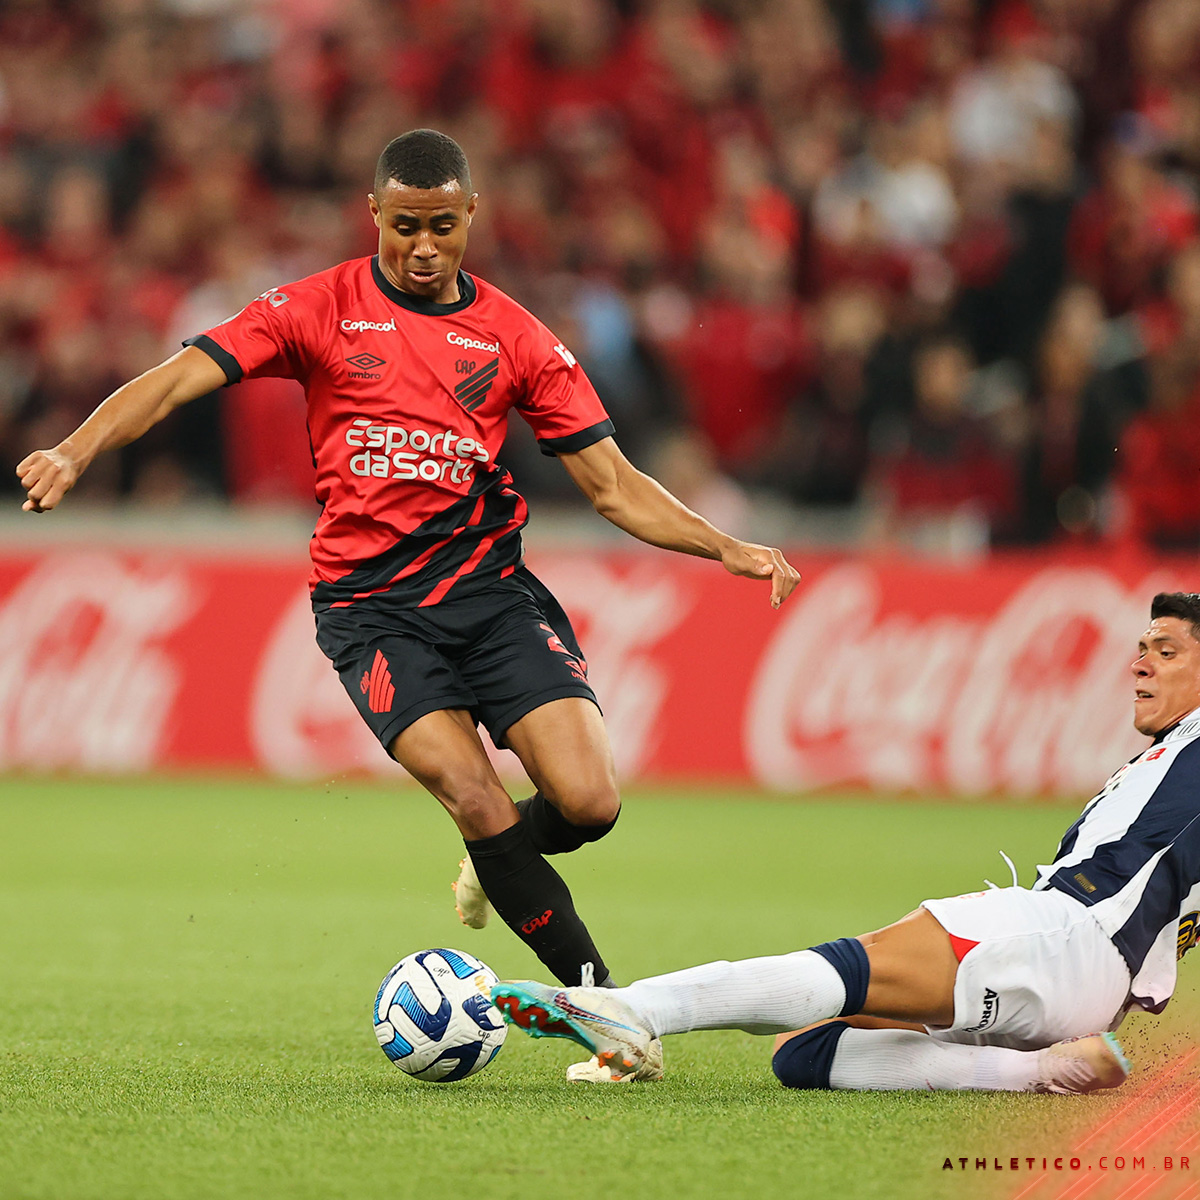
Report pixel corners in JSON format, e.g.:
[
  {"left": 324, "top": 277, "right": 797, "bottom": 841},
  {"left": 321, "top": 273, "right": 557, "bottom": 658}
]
[{"left": 772, "top": 1023, "right": 1130, "bottom": 1093}]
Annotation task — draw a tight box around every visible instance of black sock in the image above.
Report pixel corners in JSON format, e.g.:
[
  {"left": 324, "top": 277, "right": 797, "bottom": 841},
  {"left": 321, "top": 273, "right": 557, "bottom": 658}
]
[
  {"left": 465, "top": 821, "right": 612, "bottom": 987},
  {"left": 515, "top": 792, "right": 620, "bottom": 856}
]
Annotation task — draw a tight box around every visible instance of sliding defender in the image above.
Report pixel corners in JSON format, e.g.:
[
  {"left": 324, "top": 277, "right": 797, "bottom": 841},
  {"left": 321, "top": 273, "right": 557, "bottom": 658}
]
[{"left": 496, "top": 593, "right": 1200, "bottom": 1092}]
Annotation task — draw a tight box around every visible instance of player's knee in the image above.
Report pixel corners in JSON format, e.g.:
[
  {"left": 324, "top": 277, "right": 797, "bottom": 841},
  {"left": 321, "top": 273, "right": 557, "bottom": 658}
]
[
  {"left": 542, "top": 768, "right": 619, "bottom": 825},
  {"left": 434, "top": 775, "right": 511, "bottom": 836},
  {"left": 552, "top": 779, "right": 621, "bottom": 829},
  {"left": 771, "top": 1022, "right": 850, "bottom": 1091}
]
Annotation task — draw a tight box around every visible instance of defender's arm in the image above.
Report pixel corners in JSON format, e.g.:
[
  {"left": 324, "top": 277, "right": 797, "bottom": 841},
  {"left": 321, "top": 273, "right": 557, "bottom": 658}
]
[
  {"left": 17, "top": 346, "right": 227, "bottom": 512},
  {"left": 558, "top": 436, "right": 800, "bottom": 608}
]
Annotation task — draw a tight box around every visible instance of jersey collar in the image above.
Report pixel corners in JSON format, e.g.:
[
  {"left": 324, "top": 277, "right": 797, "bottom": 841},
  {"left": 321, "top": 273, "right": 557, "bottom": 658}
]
[
  {"left": 370, "top": 255, "right": 477, "bottom": 315},
  {"left": 1157, "top": 705, "right": 1200, "bottom": 744}
]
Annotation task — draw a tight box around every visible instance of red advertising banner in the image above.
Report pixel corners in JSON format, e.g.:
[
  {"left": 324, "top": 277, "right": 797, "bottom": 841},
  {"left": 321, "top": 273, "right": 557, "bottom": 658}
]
[{"left": 0, "top": 546, "right": 1192, "bottom": 794}]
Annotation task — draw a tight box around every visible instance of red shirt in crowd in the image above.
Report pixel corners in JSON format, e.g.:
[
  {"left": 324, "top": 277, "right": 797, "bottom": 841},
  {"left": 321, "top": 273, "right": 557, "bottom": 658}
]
[
  {"left": 667, "top": 297, "right": 808, "bottom": 469},
  {"left": 1116, "top": 399, "right": 1200, "bottom": 547}
]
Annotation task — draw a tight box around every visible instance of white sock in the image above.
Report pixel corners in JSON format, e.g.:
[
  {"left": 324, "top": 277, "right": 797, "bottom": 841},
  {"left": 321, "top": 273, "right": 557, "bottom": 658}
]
[
  {"left": 828, "top": 1028, "right": 1045, "bottom": 1092},
  {"left": 616, "top": 951, "right": 847, "bottom": 1038}
]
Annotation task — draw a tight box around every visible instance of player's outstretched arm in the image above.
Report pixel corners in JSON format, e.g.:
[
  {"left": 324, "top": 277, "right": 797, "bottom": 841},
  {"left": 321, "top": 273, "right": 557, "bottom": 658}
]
[
  {"left": 16, "top": 347, "right": 227, "bottom": 513},
  {"left": 558, "top": 436, "right": 800, "bottom": 608}
]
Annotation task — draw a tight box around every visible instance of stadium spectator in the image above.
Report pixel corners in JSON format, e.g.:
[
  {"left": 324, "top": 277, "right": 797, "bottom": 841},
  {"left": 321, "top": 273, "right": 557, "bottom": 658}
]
[
  {"left": 948, "top": 7, "right": 1078, "bottom": 177},
  {"left": 653, "top": 208, "right": 809, "bottom": 476},
  {"left": 1128, "top": 0, "right": 1200, "bottom": 155},
  {"left": 1017, "top": 282, "right": 1142, "bottom": 542},
  {"left": 755, "top": 285, "right": 885, "bottom": 507},
  {"left": 1113, "top": 348, "right": 1200, "bottom": 550},
  {"left": 867, "top": 333, "right": 1019, "bottom": 550},
  {"left": 1068, "top": 135, "right": 1198, "bottom": 317},
  {"left": 1138, "top": 237, "right": 1200, "bottom": 356}
]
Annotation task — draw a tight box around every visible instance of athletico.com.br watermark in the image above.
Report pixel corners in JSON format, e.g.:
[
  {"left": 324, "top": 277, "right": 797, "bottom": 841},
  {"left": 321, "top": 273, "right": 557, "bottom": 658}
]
[{"left": 940, "top": 1155, "right": 1191, "bottom": 1172}]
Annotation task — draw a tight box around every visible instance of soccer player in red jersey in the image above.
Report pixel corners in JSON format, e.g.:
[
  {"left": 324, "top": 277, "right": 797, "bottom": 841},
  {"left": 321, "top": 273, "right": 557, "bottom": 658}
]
[{"left": 17, "top": 129, "right": 800, "bottom": 994}]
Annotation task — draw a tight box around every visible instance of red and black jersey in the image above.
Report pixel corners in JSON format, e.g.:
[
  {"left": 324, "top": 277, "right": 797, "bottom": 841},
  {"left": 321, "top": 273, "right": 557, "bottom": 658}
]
[{"left": 185, "top": 256, "right": 613, "bottom": 610}]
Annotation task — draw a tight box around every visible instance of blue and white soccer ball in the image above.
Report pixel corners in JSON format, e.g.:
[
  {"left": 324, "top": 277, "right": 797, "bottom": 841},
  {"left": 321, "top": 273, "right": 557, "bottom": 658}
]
[{"left": 373, "top": 948, "right": 507, "bottom": 1082}]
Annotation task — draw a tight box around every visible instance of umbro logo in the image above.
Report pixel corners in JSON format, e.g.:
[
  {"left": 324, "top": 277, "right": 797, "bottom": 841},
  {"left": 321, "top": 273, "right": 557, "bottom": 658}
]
[
  {"left": 454, "top": 357, "right": 499, "bottom": 412},
  {"left": 347, "top": 352, "right": 385, "bottom": 380}
]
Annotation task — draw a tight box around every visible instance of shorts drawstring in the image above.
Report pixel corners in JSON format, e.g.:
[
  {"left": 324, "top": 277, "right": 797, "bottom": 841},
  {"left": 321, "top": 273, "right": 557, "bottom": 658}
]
[{"left": 985, "top": 850, "right": 1020, "bottom": 890}]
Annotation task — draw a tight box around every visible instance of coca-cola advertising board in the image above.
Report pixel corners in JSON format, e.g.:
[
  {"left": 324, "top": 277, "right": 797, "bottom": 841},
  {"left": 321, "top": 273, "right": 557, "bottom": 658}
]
[{"left": 0, "top": 546, "right": 1190, "bottom": 795}]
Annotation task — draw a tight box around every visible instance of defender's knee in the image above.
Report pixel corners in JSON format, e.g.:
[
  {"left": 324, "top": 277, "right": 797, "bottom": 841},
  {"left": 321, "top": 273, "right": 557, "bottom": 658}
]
[{"left": 771, "top": 1022, "right": 850, "bottom": 1090}]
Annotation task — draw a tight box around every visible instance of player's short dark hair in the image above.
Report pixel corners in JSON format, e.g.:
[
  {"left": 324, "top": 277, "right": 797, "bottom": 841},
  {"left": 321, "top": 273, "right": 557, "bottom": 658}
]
[
  {"left": 374, "top": 130, "right": 471, "bottom": 195},
  {"left": 1151, "top": 592, "right": 1200, "bottom": 641}
]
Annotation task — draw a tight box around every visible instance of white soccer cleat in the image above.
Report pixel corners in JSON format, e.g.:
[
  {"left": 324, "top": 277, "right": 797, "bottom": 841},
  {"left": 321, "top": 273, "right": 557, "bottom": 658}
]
[
  {"left": 490, "top": 981, "right": 653, "bottom": 1079},
  {"left": 452, "top": 855, "right": 492, "bottom": 929},
  {"left": 566, "top": 1037, "right": 664, "bottom": 1083},
  {"left": 1033, "top": 1033, "right": 1131, "bottom": 1095}
]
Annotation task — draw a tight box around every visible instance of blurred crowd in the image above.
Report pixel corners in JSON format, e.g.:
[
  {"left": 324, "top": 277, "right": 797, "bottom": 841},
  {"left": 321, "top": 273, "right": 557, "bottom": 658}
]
[{"left": 2, "top": 0, "right": 1199, "bottom": 551}]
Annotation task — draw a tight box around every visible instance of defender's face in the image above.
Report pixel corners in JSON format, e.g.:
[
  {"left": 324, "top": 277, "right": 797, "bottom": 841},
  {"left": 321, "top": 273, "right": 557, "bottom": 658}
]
[
  {"left": 1132, "top": 617, "right": 1200, "bottom": 736},
  {"left": 368, "top": 180, "right": 477, "bottom": 303}
]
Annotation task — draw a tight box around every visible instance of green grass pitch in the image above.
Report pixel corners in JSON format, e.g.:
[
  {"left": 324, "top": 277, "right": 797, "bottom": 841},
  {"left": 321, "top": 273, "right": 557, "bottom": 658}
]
[{"left": 1, "top": 778, "right": 1197, "bottom": 1200}]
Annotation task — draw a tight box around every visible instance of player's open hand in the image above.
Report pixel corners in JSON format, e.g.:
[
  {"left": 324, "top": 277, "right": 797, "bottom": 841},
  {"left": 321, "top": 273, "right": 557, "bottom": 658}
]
[
  {"left": 721, "top": 541, "right": 801, "bottom": 609},
  {"left": 16, "top": 447, "right": 80, "bottom": 513}
]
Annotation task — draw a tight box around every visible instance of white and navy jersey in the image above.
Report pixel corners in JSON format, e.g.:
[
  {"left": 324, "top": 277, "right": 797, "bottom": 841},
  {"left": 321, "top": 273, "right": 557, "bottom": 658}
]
[{"left": 1033, "top": 706, "right": 1200, "bottom": 1013}]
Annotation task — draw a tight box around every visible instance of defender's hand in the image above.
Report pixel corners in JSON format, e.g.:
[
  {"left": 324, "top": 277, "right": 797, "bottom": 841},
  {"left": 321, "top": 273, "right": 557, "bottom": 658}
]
[
  {"left": 721, "top": 541, "right": 801, "bottom": 609},
  {"left": 17, "top": 448, "right": 80, "bottom": 513}
]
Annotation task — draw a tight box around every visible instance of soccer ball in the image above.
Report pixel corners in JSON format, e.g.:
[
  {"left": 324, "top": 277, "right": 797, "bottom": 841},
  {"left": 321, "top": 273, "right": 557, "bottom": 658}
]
[{"left": 373, "top": 948, "right": 507, "bottom": 1082}]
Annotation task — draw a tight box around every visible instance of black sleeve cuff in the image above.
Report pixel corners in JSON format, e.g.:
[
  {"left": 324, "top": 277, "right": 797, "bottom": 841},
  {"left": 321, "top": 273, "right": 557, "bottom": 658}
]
[
  {"left": 537, "top": 418, "right": 616, "bottom": 457},
  {"left": 182, "top": 334, "right": 244, "bottom": 385}
]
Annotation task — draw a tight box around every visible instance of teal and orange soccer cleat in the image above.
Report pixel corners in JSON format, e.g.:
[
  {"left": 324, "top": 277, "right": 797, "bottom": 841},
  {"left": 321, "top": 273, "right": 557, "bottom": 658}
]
[
  {"left": 490, "top": 981, "right": 652, "bottom": 1079},
  {"left": 565, "top": 1037, "right": 665, "bottom": 1083}
]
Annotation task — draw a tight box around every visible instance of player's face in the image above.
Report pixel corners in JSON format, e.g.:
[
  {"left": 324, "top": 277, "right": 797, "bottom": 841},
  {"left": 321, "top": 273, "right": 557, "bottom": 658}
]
[
  {"left": 368, "top": 180, "right": 478, "bottom": 304},
  {"left": 1131, "top": 617, "right": 1200, "bottom": 736}
]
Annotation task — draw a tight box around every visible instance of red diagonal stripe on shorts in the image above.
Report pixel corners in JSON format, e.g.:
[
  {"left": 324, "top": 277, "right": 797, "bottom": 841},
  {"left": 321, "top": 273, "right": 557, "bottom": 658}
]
[
  {"left": 377, "top": 659, "right": 394, "bottom": 713},
  {"left": 367, "top": 650, "right": 383, "bottom": 712}
]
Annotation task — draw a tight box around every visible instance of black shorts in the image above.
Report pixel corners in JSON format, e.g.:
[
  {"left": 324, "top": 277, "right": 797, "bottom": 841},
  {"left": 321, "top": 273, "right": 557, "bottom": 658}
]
[{"left": 313, "top": 566, "right": 598, "bottom": 756}]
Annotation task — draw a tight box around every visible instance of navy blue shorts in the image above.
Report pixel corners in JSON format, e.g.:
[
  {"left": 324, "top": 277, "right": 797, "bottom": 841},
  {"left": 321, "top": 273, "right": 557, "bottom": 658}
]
[{"left": 313, "top": 567, "right": 598, "bottom": 756}]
